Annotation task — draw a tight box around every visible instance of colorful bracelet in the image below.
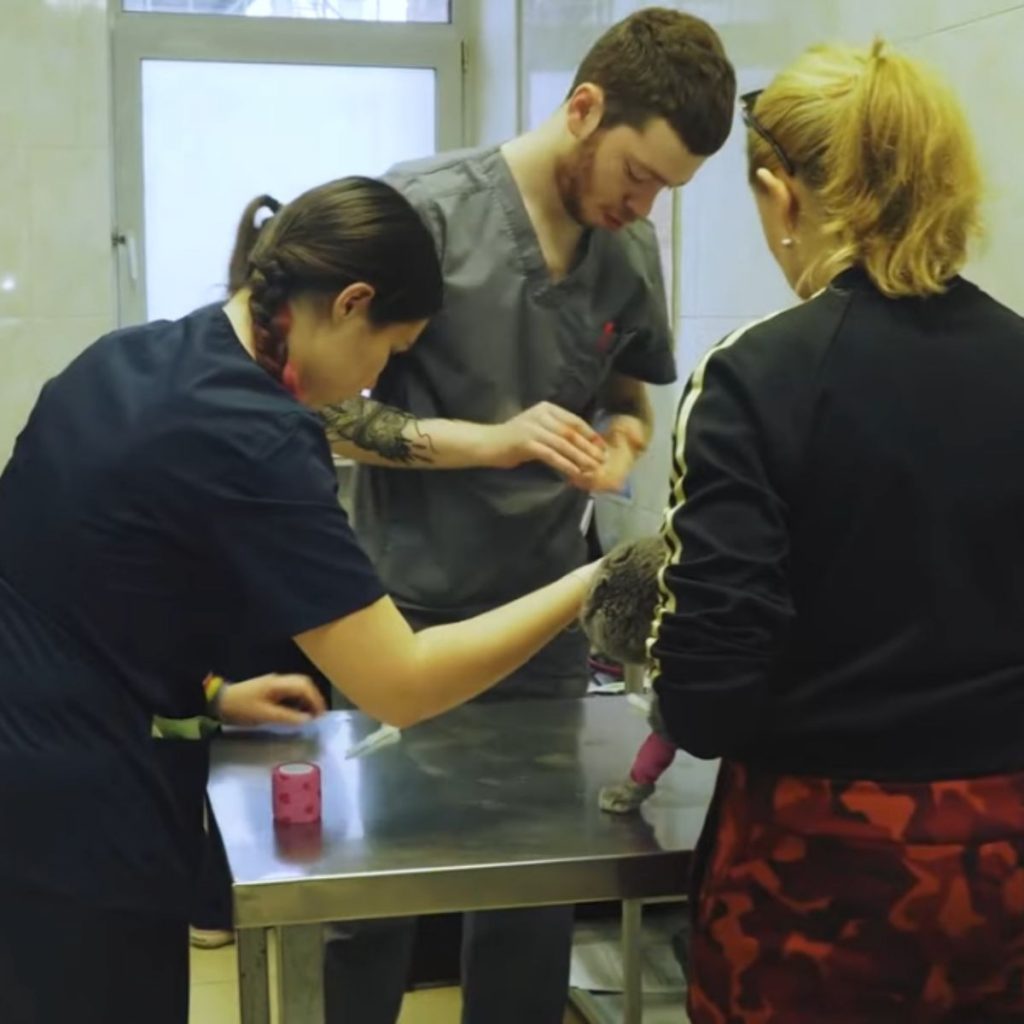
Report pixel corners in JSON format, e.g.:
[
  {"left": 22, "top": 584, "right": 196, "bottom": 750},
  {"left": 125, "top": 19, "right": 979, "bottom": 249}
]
[{"left": 202, "top": 673, "right": 227, "bottom": 717}]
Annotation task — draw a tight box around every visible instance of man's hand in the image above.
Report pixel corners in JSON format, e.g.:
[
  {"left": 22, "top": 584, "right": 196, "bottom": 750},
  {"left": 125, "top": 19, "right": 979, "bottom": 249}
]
[
  {"left": 217, "top": 674, "right": 328, "bottom": 727},
  {"left": 481, "top": 402, "right": 607, "bottom": 478}
]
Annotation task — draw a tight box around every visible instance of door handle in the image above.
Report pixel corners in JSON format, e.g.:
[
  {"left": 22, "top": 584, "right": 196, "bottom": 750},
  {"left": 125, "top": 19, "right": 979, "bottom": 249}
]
[{"left": 112, "top": 230, "right": 139, "bottom": 287}]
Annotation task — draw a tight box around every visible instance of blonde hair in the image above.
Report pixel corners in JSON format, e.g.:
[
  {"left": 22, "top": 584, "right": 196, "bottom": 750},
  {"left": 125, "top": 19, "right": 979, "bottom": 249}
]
[{"left": 748, "top": 40, "right": 983, "bottom": 298}]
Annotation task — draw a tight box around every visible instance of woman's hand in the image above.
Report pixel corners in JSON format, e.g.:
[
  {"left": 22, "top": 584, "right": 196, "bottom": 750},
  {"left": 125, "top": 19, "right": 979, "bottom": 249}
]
[
  {"left": 217, "top": 673, "right": 327, "bottom": 727},
  {"left": 572, "top": 415, "right": 648, "bottom": 493}
]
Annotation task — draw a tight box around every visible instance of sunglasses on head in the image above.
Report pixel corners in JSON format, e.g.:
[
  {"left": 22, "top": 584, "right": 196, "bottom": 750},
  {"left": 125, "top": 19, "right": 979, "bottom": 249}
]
[{"left": 741, "top": 89, "right": 797, "bottom": 177}]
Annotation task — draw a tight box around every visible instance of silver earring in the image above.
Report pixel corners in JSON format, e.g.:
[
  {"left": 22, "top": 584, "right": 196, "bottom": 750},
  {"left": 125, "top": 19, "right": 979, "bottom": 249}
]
[{"left": 781, "top": 237, "right": 795, "bottom": 248}]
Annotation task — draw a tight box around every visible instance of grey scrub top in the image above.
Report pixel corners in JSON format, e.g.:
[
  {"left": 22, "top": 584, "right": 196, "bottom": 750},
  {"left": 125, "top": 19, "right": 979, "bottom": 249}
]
[{"left": 353, "top": 145, "right": 676, "bottom": 619}]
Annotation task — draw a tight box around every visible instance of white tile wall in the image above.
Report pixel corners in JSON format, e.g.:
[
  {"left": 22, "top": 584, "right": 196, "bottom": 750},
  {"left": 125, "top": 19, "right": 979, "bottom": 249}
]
[
  {"left": 905, "top": 6, "right": 1024, "bottom": 311},
  {"left": 728, "top": 1, "right": 1024, "bottom": 315},
  {"left": 623, "top": 376, "right": 682, "bottom": 520},
  {"left": 0, "top": 0, "right": 116, "bottom": 466},
  {"left": 678, "top": 95, "right": 795, "bottom": 322},
  {"left": 718, "top": 1, "right": 834, "bottom": 67},
  {"left": 464, "top": 0, "right": 518, "bottom": 145},
  {"left": 0, "top": 148, "right": 31, "bottom": 322},
  {"left": 28, "top": 147, "right": 115, "bottom": 320},
  {"left": 687, "top": 0, "right": 1024, "bottom": 312},
  {"left": 832, "top": 0, "right": 1024, "bottom": 42}
]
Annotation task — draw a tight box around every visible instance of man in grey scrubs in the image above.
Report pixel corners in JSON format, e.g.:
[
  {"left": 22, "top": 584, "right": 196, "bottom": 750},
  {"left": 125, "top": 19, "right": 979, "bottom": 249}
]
[{"left": 322, "top": 8, "right": 736, "bottom": 1024}]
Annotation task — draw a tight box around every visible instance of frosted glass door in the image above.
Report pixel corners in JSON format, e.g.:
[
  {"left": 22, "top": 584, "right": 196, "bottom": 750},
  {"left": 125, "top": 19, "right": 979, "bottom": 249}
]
[{"left": 141, "top": 60, "right": 436, "bottom": 321}]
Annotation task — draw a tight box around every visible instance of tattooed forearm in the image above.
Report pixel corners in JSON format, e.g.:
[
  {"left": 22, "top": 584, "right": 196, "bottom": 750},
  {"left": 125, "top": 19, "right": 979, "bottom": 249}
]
[{"left": 320, "top": 398, "right": 436, "bottom": 465}]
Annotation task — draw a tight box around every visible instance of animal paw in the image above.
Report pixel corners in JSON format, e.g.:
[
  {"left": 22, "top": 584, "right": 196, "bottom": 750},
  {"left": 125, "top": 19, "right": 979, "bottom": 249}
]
[{"left": 599, "top": 779, "right": 654, "bottom": 814}]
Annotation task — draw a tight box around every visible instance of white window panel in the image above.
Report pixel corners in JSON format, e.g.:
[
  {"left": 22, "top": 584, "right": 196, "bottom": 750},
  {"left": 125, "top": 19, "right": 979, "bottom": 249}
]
[
  {"left": 141, "top": 60, "right": 435, "bottom": 321},
  {"left": 123, "top": 0, "right": 450, "bottom": 23}
]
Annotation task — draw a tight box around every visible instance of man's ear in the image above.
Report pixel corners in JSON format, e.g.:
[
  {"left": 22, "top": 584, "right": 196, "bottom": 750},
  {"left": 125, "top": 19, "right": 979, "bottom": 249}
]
[{"left": 565, "top": 82, "right": 606, "bottom": 141}]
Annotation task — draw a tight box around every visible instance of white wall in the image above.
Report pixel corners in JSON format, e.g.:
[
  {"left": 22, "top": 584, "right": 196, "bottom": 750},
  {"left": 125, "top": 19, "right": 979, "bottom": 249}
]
[
  {"left": 0, "top": 0, "right": 117, "bottom": 466},
  {"left": 682, "top": 0, "right": 1024, "bottom": 376},
  {"left": 841, "top": 1, "right": 1024, "bottom": 310},
  {"left": 463, "top": 0, "right": 518, "bottom": 145}
]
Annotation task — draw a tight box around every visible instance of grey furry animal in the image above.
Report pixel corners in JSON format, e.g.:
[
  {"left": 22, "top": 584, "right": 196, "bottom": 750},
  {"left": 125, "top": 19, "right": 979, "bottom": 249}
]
[
  {"left": 579, "top": 535, "right": 665, "bottom": 666},
  {"left": 581, "top": 535, "right": 674, "bottom": 814}
]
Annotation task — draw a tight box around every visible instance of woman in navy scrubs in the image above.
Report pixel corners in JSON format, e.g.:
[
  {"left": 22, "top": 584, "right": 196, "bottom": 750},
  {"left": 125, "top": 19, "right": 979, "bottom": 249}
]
[{"left": 0, "top": 176, "right": 603, "bottom": 1024}]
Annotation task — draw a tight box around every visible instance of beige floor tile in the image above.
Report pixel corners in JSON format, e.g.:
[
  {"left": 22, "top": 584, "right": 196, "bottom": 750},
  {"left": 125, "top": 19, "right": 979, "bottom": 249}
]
[
  {"left": 399, "top": 987, "right": 462, "bottom": 1023},
  {"left": 189, "top": 980, "right": 240, "bottom": 1024},
  {"left": 398, "top": 987, "right": 584, "bottom": 1024},
  {"left": 186, "top": 960, "right": 584, "bottom": 1024}
]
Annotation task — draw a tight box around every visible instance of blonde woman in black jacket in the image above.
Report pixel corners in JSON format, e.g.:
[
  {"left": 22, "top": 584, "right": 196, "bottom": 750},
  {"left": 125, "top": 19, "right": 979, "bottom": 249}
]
[{"left": 649, "top": 41, "right": 1024, "bottom": 1023}]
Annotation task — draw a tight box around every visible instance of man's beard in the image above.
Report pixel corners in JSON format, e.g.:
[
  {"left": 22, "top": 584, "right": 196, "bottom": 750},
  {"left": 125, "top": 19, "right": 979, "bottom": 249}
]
[{"left": 554, "top": 133, "right": 600, "bottom": 226}]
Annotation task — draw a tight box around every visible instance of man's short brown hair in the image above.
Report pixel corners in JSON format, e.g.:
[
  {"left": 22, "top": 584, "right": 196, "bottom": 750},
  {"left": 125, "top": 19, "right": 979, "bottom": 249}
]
[{"left": 569, "top": 7, "right": 737, "bottom": 157}]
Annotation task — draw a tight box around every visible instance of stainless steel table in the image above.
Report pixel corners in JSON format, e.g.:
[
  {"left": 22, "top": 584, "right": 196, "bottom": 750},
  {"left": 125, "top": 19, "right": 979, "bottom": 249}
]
[{"left": 208, "top": 696, "right": 717, "bottom": 1024}]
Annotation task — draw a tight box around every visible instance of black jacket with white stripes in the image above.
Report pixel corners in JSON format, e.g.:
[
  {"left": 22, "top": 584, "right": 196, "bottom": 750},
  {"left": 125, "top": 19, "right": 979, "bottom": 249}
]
[{"left": 650, "top": 266, "right": 1024, "bottom": 780}]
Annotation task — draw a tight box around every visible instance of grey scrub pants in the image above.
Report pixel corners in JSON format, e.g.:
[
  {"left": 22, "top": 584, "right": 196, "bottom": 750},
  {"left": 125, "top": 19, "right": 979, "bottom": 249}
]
[{"left": 323, "top": 621, "right": 589, "bottom": 1024}]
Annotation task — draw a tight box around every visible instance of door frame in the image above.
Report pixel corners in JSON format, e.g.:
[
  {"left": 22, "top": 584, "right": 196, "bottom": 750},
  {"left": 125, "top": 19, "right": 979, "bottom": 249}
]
[{"left": 110, "top": 2, "right": 466, "bottom": 326}]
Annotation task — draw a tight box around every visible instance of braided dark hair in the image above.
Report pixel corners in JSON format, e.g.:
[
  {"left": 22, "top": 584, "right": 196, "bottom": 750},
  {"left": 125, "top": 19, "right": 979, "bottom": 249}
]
[
  {"left": 247, "top": 259, "right": 293, "bottom": 382},
  {"left": 227, "top": 178, "right": 443, "bottom": 383},
  {"left": 228, "top": 194, "right": 282, "bottom": 295}
]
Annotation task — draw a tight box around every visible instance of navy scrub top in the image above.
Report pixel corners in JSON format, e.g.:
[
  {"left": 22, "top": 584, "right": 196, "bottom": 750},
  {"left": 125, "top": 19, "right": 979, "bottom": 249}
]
[{"left": 0, "top": 304, "right": 383, "bottom": 916}]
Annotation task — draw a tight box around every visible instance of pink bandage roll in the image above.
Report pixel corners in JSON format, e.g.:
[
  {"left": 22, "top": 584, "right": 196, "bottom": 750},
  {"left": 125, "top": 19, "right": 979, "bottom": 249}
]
[
  {"left": 274, "top": 820, "right": 323, "bottom": 863},
  {"left": 272, "top": 761, "right": 321, "bottom": 824}
]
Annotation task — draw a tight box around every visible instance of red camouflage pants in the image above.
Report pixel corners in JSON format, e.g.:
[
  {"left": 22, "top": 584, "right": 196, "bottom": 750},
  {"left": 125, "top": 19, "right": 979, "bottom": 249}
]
[{"left": 689, "top": 762, "right": 1024, "bottom": 1024}]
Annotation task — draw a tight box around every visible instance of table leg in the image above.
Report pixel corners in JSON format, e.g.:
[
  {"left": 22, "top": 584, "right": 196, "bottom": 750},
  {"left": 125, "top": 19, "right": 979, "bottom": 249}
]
[
  {"left": 276, "top": 923, "right": 325, "bottom": 1024},
  {"left": 624, "top": 663, "right": 646, "bottom": 696},
  {"left": 622, "top": 899, "right": 643, "bottom": 1024},
  {"left": 237, "top": 928, "right": 270, "bottom": 1024}
]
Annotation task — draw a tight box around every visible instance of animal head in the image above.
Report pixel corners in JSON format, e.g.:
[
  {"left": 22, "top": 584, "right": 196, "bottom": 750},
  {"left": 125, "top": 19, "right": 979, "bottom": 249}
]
[{"left": 580, "top": 535, "right": 665, "bottom": 665}]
